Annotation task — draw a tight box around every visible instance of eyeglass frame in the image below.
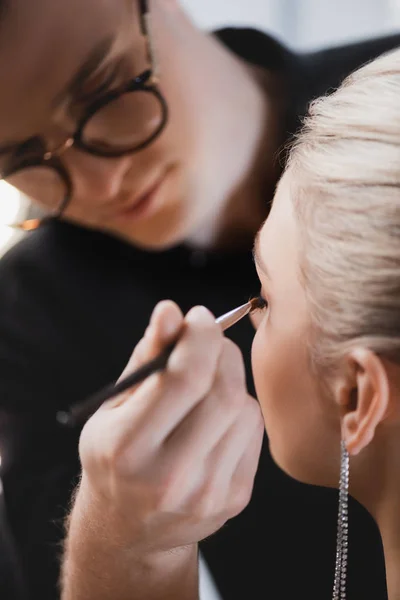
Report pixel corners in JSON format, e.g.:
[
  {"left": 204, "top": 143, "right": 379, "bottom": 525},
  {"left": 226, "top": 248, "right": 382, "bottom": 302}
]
[{"left": 1, "top": 0, "right": 168, "bottom": 230}]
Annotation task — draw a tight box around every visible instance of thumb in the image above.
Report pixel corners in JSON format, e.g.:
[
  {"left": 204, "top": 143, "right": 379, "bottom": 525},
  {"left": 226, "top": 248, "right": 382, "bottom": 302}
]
[{"left": 98, "top": 301, "right": 184, "bottom": 413}]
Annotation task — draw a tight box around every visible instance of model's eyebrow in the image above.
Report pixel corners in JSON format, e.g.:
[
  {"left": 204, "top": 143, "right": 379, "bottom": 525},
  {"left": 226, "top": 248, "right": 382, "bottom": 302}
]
[
  {"left": 253, "top": 229, "right": 271, "bottom": 280},
  {"left": 0, "top": 36, "right": 115, "bottom": 156},
  {"left": 51, "top": 35, "right": 115, "bottom": 109}
]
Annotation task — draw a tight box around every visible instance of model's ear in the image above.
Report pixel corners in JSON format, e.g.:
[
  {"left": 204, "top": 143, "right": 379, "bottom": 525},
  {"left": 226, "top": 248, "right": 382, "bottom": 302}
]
[{"left": 338, "top": 349, "right": 390, "bottom": 456}]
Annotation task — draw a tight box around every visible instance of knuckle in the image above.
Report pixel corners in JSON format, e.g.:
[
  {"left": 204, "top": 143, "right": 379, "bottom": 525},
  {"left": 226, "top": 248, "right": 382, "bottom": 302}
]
[
  {"left": 180, "top": 472, "right": 223, "bottom": 522},
  {"left": 216, "top": 380, "right": 247, "bottom": 414},
  {"left": 78, "top": 434, "right": 92, "bottom": 472},
  {"left": 79, "top": 415, "right": 118, "bottom": 474},
  {"left": 153, "top": 461, "right": 191, "bottom": 511},
  {"left": 165, "top": 367, "right": 204, "bottom": 400},
  {"left": 247, "top": 397, "right": 263, "bottom": 424},
  {"left": 90, "top": 425, "right": 142, "bottom": 480},
  {"left": 226, "top": 388, "right": 247, "bottom": 412},
  {"left": 192, "top": 484, "right": 220, "bottom": 522},
  {"left": 100, "top": 436, "right": 130, "bottom": 476},
  {"left": 228, "top": 484, "right": 253, "bottom": 517},
  {"left": 150, "top": 483, "right": 171, "bottom": 512}
]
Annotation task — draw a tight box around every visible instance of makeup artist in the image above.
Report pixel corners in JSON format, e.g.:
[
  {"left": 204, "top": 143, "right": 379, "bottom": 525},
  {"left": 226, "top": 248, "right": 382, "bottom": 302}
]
[{"left": 0, "top": 1, "right": 398, "bottom": 599}]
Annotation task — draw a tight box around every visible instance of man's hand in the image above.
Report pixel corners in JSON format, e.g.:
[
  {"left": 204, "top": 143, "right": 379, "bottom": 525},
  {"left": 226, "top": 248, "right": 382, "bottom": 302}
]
[{"left": 62, "top": 301, "right": 264, "bottom": 599}]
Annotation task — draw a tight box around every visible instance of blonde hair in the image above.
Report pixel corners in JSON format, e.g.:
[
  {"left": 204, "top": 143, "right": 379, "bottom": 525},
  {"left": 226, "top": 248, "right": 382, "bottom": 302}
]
[{"left": 287, "top": 48, "right": 400, "bottom": 372}]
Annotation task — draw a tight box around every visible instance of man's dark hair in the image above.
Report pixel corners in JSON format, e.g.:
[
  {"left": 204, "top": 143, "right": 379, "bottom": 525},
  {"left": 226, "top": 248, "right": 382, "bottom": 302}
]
[{"left": 0, "top": 0, "right": 8, "bottom": 20}]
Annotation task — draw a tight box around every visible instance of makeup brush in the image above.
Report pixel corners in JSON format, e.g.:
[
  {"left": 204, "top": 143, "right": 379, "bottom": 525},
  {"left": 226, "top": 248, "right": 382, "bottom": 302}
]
[{"left": 56, "top": 298, "right": 264, "bottom": 428}]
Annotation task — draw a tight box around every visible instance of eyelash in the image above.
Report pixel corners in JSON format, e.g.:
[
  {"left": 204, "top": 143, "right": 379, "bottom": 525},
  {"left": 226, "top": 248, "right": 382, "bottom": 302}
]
[{"left": 251, "top": 294, "right": 268, "bottom": 312}]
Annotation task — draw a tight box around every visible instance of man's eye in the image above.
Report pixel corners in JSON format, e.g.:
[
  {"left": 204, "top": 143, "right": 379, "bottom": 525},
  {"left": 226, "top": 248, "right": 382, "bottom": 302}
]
[
  {"left": 76, "top": 75, "right": 117, "bottom": 105},
  {"left": 75, "top": 62, "right": 124, "bottom": 105}
]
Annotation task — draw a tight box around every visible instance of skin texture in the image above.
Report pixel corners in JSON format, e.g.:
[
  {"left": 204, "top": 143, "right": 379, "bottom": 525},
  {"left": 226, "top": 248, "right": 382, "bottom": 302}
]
[
  {"left": 0, "top": 2, "right": 279, "bottom": 598},
  {"left": 0, "top": 0, "right": 280, "bottom": 249},
  {"left": 252, "top": 172, "right": 400, "bottom": 600},
  {"left": 252, "top": 174, "right": 342, "bottom": 487},
  {"left": 63, "top": 302, "right": 264, "bottom": 600},
  {"left": 4, "top": 1, "right": 399, "bottom": 598},
  {"left": 65, "top": 172, "right": 400, "bottom": 600}
]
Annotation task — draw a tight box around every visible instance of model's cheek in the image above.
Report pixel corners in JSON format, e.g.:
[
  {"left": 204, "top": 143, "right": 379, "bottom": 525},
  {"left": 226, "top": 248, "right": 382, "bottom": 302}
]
[{"left": 251, "top": 327, "right": 270, "bottom": 408}]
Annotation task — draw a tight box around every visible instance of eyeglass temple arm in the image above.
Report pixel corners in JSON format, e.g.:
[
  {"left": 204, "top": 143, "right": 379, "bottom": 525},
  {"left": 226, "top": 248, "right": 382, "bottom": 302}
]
[
  {"left": 139, "top": 0, "right": 149, "bottom": 35},
  {"left": 138, "top": 1, "right": 159, "bottom": 84}
]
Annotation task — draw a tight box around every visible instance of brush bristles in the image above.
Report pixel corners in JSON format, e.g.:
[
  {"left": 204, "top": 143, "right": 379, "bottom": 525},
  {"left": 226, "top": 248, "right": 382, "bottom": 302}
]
[{"left": 249, "top": 296, "right": 264, "bottom": 312}]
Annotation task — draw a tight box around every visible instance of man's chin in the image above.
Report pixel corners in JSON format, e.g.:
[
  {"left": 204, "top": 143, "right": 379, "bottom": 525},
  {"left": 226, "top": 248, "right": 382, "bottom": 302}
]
[
  {"left": 104, "top": 222, "right": 188, "bottom": 252},
  {"left": 65, "top": 210, "right": 194, "bottom": 252}
]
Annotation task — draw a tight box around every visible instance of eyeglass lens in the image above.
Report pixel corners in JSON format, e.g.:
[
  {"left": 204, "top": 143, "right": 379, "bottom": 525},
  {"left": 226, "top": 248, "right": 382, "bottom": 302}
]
[{"left": 4, "top": 88, "right": 165, "bottom": 215}]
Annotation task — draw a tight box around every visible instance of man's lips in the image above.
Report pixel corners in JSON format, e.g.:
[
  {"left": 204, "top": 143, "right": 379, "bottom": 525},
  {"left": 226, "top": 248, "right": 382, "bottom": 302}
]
[{"left": 113, "top": 169, "right": 171, "bottom": 221}]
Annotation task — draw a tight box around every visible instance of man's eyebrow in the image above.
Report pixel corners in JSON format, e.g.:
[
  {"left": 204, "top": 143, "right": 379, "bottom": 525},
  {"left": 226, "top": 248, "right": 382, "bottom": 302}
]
[
  {"left": 252, "top": 229, "right": 271, "bottom": 279},
  {"left": 51, "top": 35, "right": 115, "bottom": 109},
  {"left": 0, "top": 37, "right": 115, "bottom": 155}
]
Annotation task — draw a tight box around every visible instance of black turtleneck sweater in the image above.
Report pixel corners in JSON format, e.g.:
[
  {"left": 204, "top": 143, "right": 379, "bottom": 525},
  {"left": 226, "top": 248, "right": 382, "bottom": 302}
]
[{"left": 0, "top": 28, "right": 399, "bottom": 600}]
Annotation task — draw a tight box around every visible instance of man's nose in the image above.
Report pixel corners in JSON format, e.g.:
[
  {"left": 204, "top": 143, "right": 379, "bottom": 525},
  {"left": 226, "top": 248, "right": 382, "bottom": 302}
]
[{"left": 64, "top": 149, "right": 133, "bottom": 205}]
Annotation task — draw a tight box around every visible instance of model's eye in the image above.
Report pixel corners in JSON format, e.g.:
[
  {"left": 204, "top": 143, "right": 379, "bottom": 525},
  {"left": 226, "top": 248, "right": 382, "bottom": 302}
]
[
  {"left": 249, "top": 294, "right": 269, "bottom": 330},
  {"left": 250, "top": 294, "right": 268, "bottom": 312}
]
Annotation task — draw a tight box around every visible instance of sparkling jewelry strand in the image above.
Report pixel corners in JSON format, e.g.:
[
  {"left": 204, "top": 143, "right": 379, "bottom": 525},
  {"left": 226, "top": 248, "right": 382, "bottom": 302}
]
[{"left": 332, "top": 441, "right": 349, "bottom": 600}]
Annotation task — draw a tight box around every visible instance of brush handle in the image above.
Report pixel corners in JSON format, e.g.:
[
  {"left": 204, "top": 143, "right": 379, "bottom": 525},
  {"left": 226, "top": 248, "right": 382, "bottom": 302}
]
[
  {"left": 56, "top": 342, "right": 176, "bottom": 428},
  {"left": 57, "top": 301, "right": 253, "bottom": 428}
]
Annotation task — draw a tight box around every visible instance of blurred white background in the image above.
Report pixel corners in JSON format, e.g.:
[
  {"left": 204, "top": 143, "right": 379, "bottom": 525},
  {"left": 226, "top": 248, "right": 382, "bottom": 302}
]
[
  {"left": 0, "top": 0, "right": 400, "bottom": 256},
  {"left": 181, "top": 0, "right": 400, "bottom": 49}
]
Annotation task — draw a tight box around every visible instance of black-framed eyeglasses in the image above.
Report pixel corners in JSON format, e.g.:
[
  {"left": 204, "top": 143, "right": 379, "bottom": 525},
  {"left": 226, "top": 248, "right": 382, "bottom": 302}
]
[{"left": 1, "top": 0, "right": 168, "bottom": 231}]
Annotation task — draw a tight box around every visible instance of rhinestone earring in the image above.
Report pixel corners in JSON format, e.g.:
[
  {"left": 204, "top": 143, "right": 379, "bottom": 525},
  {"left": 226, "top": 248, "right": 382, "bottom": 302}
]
[{"left": 332, "top": 440, "right": 350, "bottom": 600}]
